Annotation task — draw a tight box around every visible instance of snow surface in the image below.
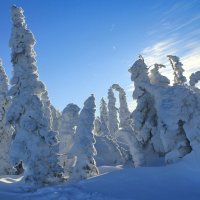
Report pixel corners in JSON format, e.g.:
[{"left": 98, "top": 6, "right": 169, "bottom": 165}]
[{"left": 0, "top": 153, "right": 200, "bottom": 200}]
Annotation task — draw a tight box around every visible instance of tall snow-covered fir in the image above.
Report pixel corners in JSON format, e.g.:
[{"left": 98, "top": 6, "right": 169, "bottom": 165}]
[
  {"left": 128, "top": 57, "right": 165, "bottom": 166},
  {"left": 107, "top": 88, "right": 119, "bottom": 137},
  {"left": 7, "top": 6, "right": 63, "bottom": 186},
  {"left": 112, "top": 84, "right": 130, "bottom": 128},
  {"left": 59, "top": 103, "right": 80, "bottom": 176},
  {"left": 70, "top": 95, "right": 99, "bottom": 180},
  {"left": 0, "top": 59, "right": 14, "bottom": 175},
  {"left": 99, "top": 98, "right": 109, "bottom": 136}
]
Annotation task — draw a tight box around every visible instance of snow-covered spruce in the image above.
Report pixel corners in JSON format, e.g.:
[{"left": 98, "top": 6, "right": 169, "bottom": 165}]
[
  {"left": 7, "top": 6, "right": 63, "bottom": 186},
  {"left": 99, "top": 98, "right": 109, "bottom": 136},
  {"left": 189, "top": 71, "right": 200, "bottom": 87},
  {"left": 128, "top": 57, "right": 165, "bottom": 166},
  {"left": 107, "top": 88, "right": 119, "bottom": 137},
  {"left": 144, "top": 58, "right": 193, "bottom": 163},
  {"left": 129, "top": 57, "right": 153, "bottom": 144},
  {"left": 59, "top": 103, "right": 80, "bottom": 176},
  {"left": 167, "top": 55, "right": 187, "bottom": 85},
  {"left": 149, "top": 64, "right": 170, "bottom": 86},
  {"left": 112, "top": 84, "right": 131, "bottom": 128},
  {"left": 150, "top": 85, "right": 193, "bottom": 164},
  {"left": 70, "top": 95, "right": 99, "bottom": 180},
  {"left": 108, "top": 84, "right": 133, "bottom": 165},
  {"left": 0, "top": 59, "right": 14, "bottom": 175}
]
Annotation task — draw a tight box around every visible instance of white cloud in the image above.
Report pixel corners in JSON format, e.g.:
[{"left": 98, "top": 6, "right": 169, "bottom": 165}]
[
  {"left": 127, "top": 0, "right": 200, "bottom": 110},
  {"left": 142, "top": 39, "right": 178, "bottom": 66},
  {"left": 126, "top": 38, "right": 200, "bottom": 109}
]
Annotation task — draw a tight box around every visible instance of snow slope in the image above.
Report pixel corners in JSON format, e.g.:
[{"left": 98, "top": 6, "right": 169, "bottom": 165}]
[{"left": 0, "top": 153, "right": 200, "bottom": 200}]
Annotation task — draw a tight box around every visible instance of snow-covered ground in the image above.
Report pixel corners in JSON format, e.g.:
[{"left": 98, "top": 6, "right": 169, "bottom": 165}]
[{"left": 1, "top": 153, "right": 200, "bottom": 200}]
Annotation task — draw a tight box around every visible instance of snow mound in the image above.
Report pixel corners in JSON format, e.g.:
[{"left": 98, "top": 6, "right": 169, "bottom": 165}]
[{"left": 1, "top": 154, "right": 200, "bottom": 200}]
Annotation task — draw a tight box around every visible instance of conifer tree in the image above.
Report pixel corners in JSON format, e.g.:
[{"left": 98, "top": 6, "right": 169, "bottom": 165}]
[
  {"left": 59, "top": 103, "right": 80, "bottom": 175},
  {"left": 99, "top": 98, "right": 109, "bottom": 135},
  {"left": 128, "top": 57, "right": 163, "bottom": 166},
  {"left": 0, "top": 59, "right": 14, "bottom": 175},
  {"left": 7, "top": 6, "right": 63, "bottom": 186},
  {"left": 70, "top": 95, "right": 99, "bottom": 180},
  {"left": 108, "top": 88, "right": 119, "bottom": 137},
  {"left": 112, "top": 84, "right": 131, "bottom": 128}
]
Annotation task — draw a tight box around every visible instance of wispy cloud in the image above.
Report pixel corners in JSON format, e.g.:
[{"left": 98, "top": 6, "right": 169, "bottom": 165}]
[
  {"left": 142, "top": 38, "right": 178, "bottom": 65},
  {"left": 141, "top": 0, "right": 200, "bottom": 84},
  {"left": 127, "top": 0, "right": 200, "bottom": 109},
  {"left": 141, "top": 39, "right": 200, "bottom": 83}
]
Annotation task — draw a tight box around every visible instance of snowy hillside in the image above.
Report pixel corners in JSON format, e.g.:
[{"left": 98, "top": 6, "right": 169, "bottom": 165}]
[{"left": 1, "top": 152, "right": 200, "bottom": 200}]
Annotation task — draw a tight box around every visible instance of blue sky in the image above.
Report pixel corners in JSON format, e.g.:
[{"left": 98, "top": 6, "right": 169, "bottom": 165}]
[{"left": 0, "top": 0, "right": 200, "bottom": 112}]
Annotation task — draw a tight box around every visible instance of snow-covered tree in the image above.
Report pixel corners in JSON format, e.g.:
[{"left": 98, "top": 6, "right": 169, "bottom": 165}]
[
  {"left": 50, "top": 105, "right": 61, "bottom": 132},
  {"left": 70, "top": 95, "right": 99, "bottom": 180},
  {"left": 129, "top": 57, "right": 153, "bottom": 143},
  {"left": 0, "top": 59, "right": 14, "bottom": 175},
  {"left": 59, "top": 103, "right": 80, "bottom": 176},
  {"left": 167, "top": 55, "right": 187, "bottom": 85},
  {"left": 151, "top": 85, "right": 193, "bottom": 164},
  {"left": 108, "top": 88, "right": 119, "bottom": 137},
  {"left": 112, "top": 84, "right": 131, "bottom": 128},
  {"left": 128, "top": 57, "right": 164, "bottom": 166},
  {"left": 99, "top": 98, "right": 109, "bottom": 136},
  {"left": 94, "top": 117, "right": 101, "bottom": 136},
  {"left": 189, "top": 71, "right": 200, "bottom": 87},
  {"left": 144, "top": 57, "right": 193, "bottom": 164},
  {"left": 149, "top": 64, "right": 170, "bottom": 86},
  {"left": 7, "top": 6, "right": 63, "bottom": 186}
]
